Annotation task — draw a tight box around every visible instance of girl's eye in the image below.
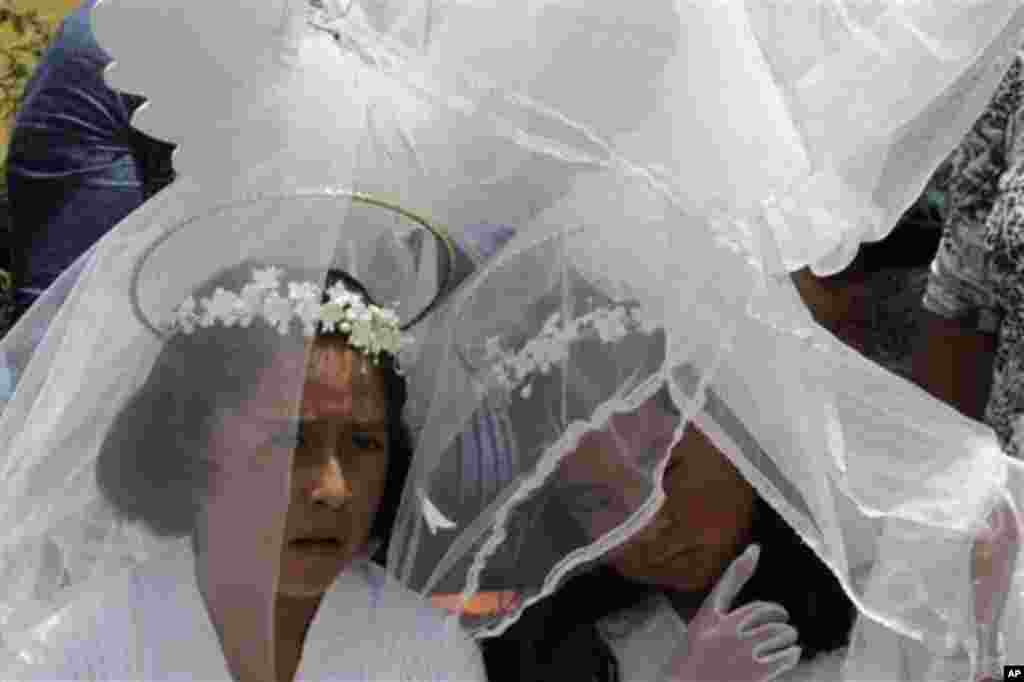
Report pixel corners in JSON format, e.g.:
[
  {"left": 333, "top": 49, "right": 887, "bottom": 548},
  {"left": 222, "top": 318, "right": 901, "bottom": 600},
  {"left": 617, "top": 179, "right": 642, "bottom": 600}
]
[
  {"left": 351, "top": 432, "right": 383, "bottom": 450},
  {"left": 574, "top": 490, "right": 616, "bottom": 514}
]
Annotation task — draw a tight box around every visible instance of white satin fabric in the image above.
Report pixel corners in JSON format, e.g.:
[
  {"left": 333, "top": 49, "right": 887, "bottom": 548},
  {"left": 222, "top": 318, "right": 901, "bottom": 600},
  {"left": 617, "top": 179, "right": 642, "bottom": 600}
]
[{"left": 5, "top": 551, "right": 485, "bottom": 682}]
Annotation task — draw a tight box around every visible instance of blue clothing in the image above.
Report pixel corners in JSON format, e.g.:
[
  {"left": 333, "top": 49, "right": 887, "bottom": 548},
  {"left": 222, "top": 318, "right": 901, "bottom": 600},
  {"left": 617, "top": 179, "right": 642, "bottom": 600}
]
[{"left": 6, "top": 0, "right": 174, "bottom": 315}]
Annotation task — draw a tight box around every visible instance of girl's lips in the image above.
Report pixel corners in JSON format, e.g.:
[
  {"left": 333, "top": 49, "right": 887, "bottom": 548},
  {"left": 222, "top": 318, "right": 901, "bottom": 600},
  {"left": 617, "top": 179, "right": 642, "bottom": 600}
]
[{"left": 288, "top": 538, "right": 343, "bottom": 554}]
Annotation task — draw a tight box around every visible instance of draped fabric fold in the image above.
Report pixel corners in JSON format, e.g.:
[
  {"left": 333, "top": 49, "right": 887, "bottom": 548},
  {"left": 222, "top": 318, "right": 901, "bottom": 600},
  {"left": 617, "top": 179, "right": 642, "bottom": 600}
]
[{"left": 0, "top": 1, "right": 1020, "bottom": 680}]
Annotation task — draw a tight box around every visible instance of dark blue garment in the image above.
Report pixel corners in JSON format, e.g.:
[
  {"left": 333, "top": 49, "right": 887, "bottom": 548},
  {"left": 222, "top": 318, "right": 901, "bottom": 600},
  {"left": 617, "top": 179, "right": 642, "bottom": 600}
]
[
  {"left": 9, "top": 0, "right": 142, "bottom": 179},
  {"left": 6, "top": 0, "right": 174, "bottom": 317}
]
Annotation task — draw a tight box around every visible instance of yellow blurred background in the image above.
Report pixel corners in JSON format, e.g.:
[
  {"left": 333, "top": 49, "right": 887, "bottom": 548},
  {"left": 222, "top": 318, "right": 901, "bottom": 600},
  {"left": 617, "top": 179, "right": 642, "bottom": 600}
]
[
  {"left": 9, "top": 0, "right": 76, "bottom": 16},
  {"left": 0, "top": 0, "right": 79, "bottom": 149}
]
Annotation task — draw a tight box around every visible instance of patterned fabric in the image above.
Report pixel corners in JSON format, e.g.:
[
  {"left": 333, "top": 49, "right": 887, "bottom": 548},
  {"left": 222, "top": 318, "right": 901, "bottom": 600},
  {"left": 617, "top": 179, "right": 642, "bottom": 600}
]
[{"left": 924, "top": 51, "right": 1024, "bottom": 457}]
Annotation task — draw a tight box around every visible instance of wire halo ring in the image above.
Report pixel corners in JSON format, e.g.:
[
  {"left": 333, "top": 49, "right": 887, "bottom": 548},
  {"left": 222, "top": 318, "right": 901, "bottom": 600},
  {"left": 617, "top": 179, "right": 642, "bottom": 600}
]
[{"left": 130, "top": 189, "right": 457, "bottom": 339}]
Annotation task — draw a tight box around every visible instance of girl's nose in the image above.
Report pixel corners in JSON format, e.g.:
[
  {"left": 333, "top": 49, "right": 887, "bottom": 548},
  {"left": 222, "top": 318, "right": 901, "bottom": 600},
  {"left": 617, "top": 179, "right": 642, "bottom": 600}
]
[{"left": 306, "top": 455, "right": 352, "bottom": 510}]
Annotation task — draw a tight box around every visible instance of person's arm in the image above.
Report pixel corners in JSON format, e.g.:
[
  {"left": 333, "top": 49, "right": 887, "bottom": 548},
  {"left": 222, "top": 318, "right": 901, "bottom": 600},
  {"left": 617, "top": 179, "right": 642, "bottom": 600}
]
[
  {"left": 791, "top": 267, "right": 872, "bottom": 354},
  {"left": 911, "top": 309, "right": 997, "bottom": 422},
  {"left": 909, "top": 55, "right": 1024, "bottom": 421}
]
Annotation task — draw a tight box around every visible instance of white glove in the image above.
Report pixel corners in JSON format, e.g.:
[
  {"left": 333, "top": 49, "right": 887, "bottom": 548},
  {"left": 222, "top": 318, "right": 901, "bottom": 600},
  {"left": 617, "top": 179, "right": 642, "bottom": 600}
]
[
  {"left": 972, "top": 493, "right": 1021, "bottom": 682},
  {"left": 663, "top": 544, "right": 801, "bottom": 682}
]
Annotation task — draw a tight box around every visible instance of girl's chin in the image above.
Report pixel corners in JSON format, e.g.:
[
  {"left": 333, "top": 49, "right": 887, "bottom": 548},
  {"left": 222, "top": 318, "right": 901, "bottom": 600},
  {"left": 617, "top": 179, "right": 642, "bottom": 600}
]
[
  {"left": 276, "top": 570, "right": 337, "bottom": 599},
  {"left": 645, "top": 571, "right": 715, "bottom": 595},
  {"left": 278, "top": 583, "right": 332, "bottom": 600},
  {"left": 278, "top": 548, "right": 352, "bottom": 597},
  {"left": 614, "top": 555, "right": 718, "bottom": 594}
]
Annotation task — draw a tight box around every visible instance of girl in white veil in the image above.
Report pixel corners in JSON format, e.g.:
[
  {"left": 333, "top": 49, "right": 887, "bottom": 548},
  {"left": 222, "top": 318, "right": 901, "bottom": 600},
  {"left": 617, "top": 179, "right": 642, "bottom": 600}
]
[
  {"left": 0, "top": 0, "right": 508, "bottom": 679},
  {"left": 384, "top": 1, "right": 1024, "bottom": 681},
  {"left": 1, "top": 0, "right": 1024, "bottom": 680}
]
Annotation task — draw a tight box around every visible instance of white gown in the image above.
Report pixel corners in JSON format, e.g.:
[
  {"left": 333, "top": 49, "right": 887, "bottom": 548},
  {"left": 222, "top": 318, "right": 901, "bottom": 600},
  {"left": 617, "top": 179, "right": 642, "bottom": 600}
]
[
  {"left": 7, "top": 551, "right": 486, "bottom": 682},
  {"left": 594, "top": 593, "right": 974, "bottom": 682}
]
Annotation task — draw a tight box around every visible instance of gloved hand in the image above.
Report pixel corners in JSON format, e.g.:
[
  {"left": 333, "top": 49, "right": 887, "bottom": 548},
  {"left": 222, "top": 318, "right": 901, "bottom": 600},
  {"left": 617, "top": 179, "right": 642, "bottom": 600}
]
[
  {"left": 663, "top": 544, "right": 801, "bottom": 682},
  {"left": 972, "top": 493, "right": 1021, "bottom": 682}
]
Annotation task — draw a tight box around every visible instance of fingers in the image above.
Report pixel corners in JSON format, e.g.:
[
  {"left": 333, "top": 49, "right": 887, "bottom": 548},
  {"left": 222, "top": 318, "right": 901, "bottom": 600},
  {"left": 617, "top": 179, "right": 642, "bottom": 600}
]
[
  {"left": 978, "top": 495, "right": 1022, "bottom": 549},
  {"left": 973, "top": 494, "right": 1022, "bottom": 627},
  {"left": 749, "top": 623, "right": 799, "bottom": 660},
  {"left": 706, "top": 543, "right": 760, "bottom": 615},
  {"left": 757, "top": 645, "right": 802, "bottom": 680},
  {"left": 731, "top": 601, "right": 789, "bottom": 634}
]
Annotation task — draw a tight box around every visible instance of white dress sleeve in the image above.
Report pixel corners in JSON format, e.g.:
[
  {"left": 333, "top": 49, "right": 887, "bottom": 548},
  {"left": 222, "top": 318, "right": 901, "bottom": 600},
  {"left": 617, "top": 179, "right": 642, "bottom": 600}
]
[
  {"left": 5, "top": 558, "right": 487, "bottom": 682},
  {"left": 361, "top": 562, "right": 487, "bottom": 682},
  {"left": 2, "top": 577, "right": 142, "bottom": 682},
  {"left": 403, "top": 608, "right": 487, "bottom": 682},
  {"left": 4, "top": 554, "right": 231, "bottom": 682}
]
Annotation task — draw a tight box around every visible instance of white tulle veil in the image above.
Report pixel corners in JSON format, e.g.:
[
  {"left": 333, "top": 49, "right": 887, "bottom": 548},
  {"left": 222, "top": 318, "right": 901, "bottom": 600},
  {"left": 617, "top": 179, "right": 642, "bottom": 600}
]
[{"left": 0, "top": 1, "right": 1021, "bottom": 681}]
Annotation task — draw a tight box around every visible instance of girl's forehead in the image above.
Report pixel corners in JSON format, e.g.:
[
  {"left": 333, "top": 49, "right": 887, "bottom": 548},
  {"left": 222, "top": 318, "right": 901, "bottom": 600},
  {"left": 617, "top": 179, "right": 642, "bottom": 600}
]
[
  {"left": 559, "top": 399, "right": 680, "bottom": 481},
  {"left": 241, "top": 344, "right": 389, "bottom": 421}
]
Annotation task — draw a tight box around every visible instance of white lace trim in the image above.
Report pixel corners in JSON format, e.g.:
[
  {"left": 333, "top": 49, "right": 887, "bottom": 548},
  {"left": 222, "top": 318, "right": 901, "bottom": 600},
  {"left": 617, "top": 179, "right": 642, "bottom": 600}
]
[{"left": 478, "top": 303, "right": 656, "bottom": 400}]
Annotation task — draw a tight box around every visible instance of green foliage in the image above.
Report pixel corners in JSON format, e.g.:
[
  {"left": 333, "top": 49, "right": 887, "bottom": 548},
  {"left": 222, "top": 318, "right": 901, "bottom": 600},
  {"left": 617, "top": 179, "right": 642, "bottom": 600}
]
[
  {"left": 0, "top": 1, "right": 56, "bottom": 308},
  {"left": 0, "top": 1, "right": 56, "bottom": 146}
]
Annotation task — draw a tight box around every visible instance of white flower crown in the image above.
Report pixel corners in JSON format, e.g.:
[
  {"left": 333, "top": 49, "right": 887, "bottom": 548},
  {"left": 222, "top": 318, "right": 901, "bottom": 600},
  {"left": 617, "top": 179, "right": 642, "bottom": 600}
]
[
  {"left": 478, "top": 302, "right": 655, "bottom": 400},
  {"left": 167, "top": 267, "right": 410, "bottom": 362}
]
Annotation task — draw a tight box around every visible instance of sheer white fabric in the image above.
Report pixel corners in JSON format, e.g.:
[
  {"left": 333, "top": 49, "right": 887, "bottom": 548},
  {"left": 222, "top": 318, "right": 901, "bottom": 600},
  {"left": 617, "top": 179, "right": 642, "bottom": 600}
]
[
  {"left": 5, "top": 551, "right": 484, "bottom": 681},
  {"left": 93, "top": 0, "right": 1024, "bottom": 276},
  {"left": 1, "top": 1, "right": 1022, "bottom": 681}
]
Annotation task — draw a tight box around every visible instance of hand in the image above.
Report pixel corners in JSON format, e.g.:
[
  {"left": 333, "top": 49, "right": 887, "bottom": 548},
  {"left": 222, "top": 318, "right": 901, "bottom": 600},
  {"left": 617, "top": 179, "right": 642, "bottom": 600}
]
[
  {"left": 663, "top": 544, "right": 801, "bottom": 682},
  {"left": 972, "top": 493, "right": 1021, "bottom": 682}
]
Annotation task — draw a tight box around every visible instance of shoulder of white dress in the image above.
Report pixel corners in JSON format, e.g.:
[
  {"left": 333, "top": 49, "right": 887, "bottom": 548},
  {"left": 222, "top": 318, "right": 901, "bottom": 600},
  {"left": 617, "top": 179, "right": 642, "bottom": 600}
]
[
  {"left": 346, "top": 561, "right": 454, "bottom": 621},
  {"left": 777, "top": 648, "right": 848, "bottom": 682},
  {"left": 314, "top": 560, "right": 472, "bottom": 659}
]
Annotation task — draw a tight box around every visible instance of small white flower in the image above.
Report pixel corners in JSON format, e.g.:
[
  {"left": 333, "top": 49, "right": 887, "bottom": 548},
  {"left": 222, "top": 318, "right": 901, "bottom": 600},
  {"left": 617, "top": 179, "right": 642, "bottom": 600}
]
[
  {"left": 236, "top": 284, "right": 265, "bottom": 326},
  {"left": 349, "top": 318, "right": 375, "bottom": 350},
  {"left": 327, "top": 284, "right": 362, "bottom": 309},
  {"left": 325, "top": 281, "right": 349, "bottom": 298},
  {"left": 349, "top": 304, "right": 372, "bottom": 322},
  {"left": 319, "top": 302, "right": 348, "bottom": 330},
  {"left": 174, "top": 296, "right": 199, "bottom": 334},
  {"left": 293, "top": 297, "right": 322, "bottom": 336},
  {"left": 202, "top": 288, "right": 242, "bottom": 327},
  {"left": 299, "top": 313, "right": 320, "bottom": 337},
  {"left": 263, "top": 292, "right": 294, "bottom": 334},
  {"left": 252, "top": 267, "right": 283, "bottom": 291},
  {"left": 288, "top": 281, "right": 322, "bottom": 303},
  {"left": 591, "top": 307, "right": 630, "bottom": 343}
]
